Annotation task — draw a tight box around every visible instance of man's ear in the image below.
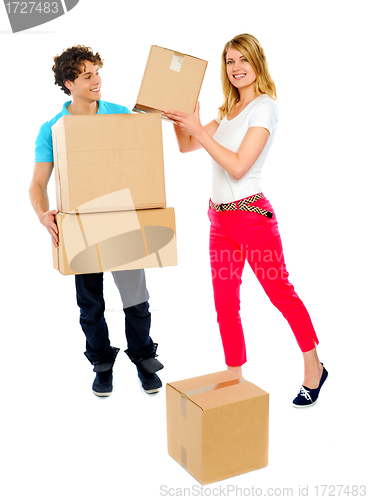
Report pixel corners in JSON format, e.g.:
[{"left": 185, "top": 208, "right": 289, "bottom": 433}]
[{"left": 64, "top": 80, "right": 73, "bottom": 92}]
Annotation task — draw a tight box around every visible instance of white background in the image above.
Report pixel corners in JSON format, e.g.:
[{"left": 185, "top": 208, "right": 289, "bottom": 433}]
[{"left": 1, "top": 1, "right": 367, "bottom": 499}]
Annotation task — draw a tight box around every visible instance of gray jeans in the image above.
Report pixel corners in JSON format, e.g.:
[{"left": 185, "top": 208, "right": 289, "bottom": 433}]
[{"left": 111, "top": 269, "right": 150, "bottom": 309}]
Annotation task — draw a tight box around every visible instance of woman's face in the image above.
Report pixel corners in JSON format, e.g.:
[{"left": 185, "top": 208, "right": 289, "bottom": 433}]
[{"left": 225, "top": 47, "right": 256, "bottom": 91}]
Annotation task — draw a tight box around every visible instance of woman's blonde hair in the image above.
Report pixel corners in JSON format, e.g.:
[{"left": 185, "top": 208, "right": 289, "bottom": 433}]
[{"left": 218, "top": 33, "right": 277, "bottom": 119}]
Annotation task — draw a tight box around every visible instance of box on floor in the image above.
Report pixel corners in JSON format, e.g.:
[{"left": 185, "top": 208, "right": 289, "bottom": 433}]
[{"left": 166, "top": 370, "right": 269, "bottom": 485}]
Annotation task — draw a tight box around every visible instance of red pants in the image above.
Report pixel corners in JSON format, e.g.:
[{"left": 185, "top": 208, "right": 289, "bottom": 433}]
[{"left": 208, "top": 194, "right": 318, "bottom": 366}]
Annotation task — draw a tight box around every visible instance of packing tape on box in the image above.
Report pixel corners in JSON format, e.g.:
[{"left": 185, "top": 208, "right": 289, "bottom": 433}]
[
  {"left": 181, "top": 446, "right": 187, "bottom": 470},
  {"left": 180, "top": 377, "right": 247, "bottom": 417},
  {"left": 53, "top": 129, "right": 63, "bottom": 212},
  {"left": 75, "top": 209, "right": 104, "bottom": 271},
  {"left": 179, "top": 377, "right": 247, "bottom": 471},
  {"left": 170, "top": 52, "right": 184, "bottom": 72}
]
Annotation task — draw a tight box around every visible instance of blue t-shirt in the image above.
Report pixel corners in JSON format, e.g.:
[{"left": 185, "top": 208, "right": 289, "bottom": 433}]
[{"left": 35, "top": 100, "right": 130, "bottom": 163}]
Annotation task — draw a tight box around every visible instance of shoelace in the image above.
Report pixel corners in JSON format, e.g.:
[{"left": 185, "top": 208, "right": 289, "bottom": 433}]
[{"left": 299, "top": 386, "right": 312, "bottom": 401}]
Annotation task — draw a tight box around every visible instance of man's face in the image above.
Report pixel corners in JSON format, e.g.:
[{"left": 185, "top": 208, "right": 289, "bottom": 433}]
[{"left": 65, "top": 60, "right": 102, "bottom": 101}]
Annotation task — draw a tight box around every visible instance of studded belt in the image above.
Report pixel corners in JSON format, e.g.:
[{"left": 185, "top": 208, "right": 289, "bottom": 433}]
[{"left": 209, "top": 193, "right": 273, "bottom": 219}]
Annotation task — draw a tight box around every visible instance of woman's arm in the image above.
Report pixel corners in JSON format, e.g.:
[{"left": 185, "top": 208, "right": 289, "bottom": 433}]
[
  {"left": 164, "top": 103, "right": 270, "bottom": 180},
  {"left": 172, "top": 119, "right": 220, "bottom": 153},
  {"left": 163, "top": 103, "right": 219, "bottom": 153}
]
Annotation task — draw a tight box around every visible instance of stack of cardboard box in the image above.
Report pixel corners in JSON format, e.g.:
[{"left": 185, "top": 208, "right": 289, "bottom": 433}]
[
  {"left": 51, "top": 113, "right": 177, "bottom": 275},
  {"left": 51, "top": 45, "right": 208, "bottom": 275}
]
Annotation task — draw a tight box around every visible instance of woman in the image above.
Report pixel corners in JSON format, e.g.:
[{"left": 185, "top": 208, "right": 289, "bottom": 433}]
[{"left": 163, "top": 33, "right": 327, "bottom": 408}]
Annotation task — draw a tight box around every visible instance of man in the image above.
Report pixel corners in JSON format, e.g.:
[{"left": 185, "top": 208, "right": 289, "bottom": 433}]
[{"left": 29, "top": 45, "right": 163, "bottom": 397}]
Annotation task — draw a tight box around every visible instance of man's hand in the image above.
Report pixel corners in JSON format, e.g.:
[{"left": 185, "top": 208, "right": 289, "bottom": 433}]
[
  {"left": 39, "top": 209, "right": 59, "bottom": 247},
  {"left": 29, "top": 162, "right": 59, "bottom": 246}
]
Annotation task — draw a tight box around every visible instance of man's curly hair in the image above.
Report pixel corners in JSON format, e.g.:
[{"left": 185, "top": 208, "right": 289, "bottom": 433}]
[{"left": 52, "top": 45, "right": 103, "bottom": 95}]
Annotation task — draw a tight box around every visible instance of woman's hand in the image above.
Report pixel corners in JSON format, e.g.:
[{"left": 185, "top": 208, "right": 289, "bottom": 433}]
[
  {"left": 163, "top": 102, "right": 203, "bottom": 139},
  {"left": 164, "top": 102, "right": 269, "bottom": 179},
  {"left": 164, "top": 102, "right": 220, "bottom": 153}
]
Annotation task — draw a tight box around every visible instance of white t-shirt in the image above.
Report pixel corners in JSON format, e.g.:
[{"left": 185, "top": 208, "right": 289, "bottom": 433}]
[{"left": 211, "top": 94, "right": 278, "bottom": 204}]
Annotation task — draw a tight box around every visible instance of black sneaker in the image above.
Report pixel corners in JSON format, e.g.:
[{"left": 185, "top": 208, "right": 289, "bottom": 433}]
[
  {"left": 292, "top": 364, "right": 328, "bottom": 408},
  {"left": 92, "top": 368, "right": 113, "bottom": 397},
  {"left": 136, "top": 365, "right": 162, "bottom": 394},
  {"left": 87, "top": 347, "right": 120, "bottom": 398}
]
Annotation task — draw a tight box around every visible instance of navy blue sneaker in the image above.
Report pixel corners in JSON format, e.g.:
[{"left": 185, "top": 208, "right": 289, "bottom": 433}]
[
  {"left": 136, "top": 365, "right": 162, "bottom": 394},
  {"left": 88, "top": 346, "right": 119, "bottom": 397},
  {"left": 92, "top": 368, "right": 113, "bottom": 397},
  {"left": 293, "top": 364, "right": 328, "bottom": 408},
  {"left": 124, "top": 344, "right": 163, "bottom": 394}
]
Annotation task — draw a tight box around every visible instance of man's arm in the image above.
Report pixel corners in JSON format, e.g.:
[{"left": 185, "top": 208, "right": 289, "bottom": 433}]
[{"left": 29, "top": 162, "right": 59, "bottom": 247}]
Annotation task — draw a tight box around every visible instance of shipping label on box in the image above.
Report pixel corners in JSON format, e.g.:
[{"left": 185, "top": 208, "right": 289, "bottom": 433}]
[
  {"left": 166, "top": 371, "right": 269, "bottom": 485},
  {"left": 52, "top": 192, "right": 177, "bottom": 275},
  {"left": 51, "top": 113, "right": 166, "bottom": 214},
  {"left": 134, "top": 45, "right": 207, "bottom": 115}
]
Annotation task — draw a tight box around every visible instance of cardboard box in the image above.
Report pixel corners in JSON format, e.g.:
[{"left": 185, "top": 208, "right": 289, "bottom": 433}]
[
  {"left": 166, "top": 371, "right": 269, "bottom": 485},
  {"left": 52, "top": 113, "right": 166, "bottom": 213},
  {"left": 134, "top": 45, "right": 207, "bottom": 114},
  {"left": 52, "top": 205, "right": 177, "bottom": 275}
]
